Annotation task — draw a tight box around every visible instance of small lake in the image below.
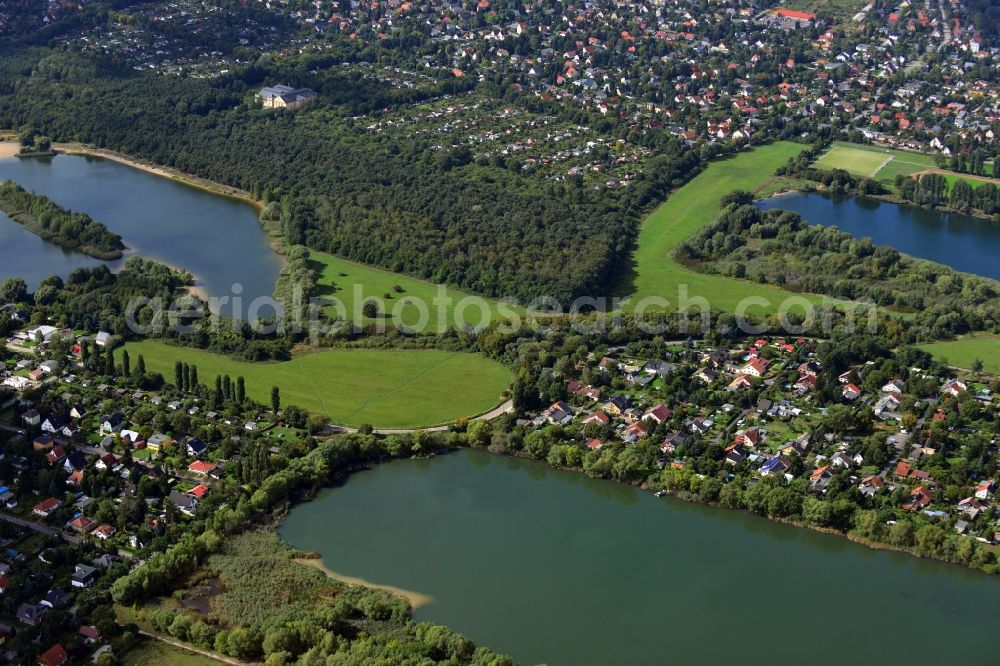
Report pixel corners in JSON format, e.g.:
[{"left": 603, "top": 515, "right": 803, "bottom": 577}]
[
  {"left": 279, "top": 449, "right": 1000, "bottom": 666},
  {"left": 758, "top": 191, "right": 1000, "bottom": 281},
  {"left": 0, "top": 154, "right": 283, "bottom": 318}
]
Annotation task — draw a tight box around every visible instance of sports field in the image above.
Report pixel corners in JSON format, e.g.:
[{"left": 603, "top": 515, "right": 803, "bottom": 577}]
[
  {"left": 620, "top": 141, "right": 826, "bottom": 313},
  {"left": 811, "top": 141, "right": 997, "bottom": 190},
  {"left": 917, "top": 335, "right": 1000, "bottom": 375},
  {"left": 121, "top": 340, "right": 511, "bottom": 428},
  {"left": 309, "top": 251, "right": 515, "bottom": 331}
]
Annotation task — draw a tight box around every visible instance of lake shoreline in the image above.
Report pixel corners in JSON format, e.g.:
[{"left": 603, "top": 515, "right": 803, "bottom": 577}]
[
  {"left": 294, "top": 557, "right": 435, "bottom": 609},
  {"left": 52, "top": 143, "right": 264, "bottom": 212}
]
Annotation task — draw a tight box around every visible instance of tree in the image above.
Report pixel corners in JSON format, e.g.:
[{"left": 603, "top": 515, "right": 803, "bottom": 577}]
[
  {"left": 271, "top": 386, "right": 280, "bottom": 415},
  {"left": 362, "top": 300, "right": 379, "bottom": 318},
  {"left": 135, "top": 354, "right": 146, "bottom": 378},
  {"left": 175, "top": 360, "right": 183, "bottom": 388},
  {"left": 0, "top": 277, "right": 28, "bottom": 303},
  {"left": 971, "top": 358, "right": 983, "bottom": 376},
  {"left": 121, "top": 349, "right": 130, "bottom": 377},
  {"left": 236, "top": 376, "right": 246, "bottom": 404}
]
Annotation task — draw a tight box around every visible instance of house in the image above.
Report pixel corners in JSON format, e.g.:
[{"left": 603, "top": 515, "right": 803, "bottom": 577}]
[
  {"left": 64, "top": 450, "right": 87, "bottom": 471},
  {"left": 94, "top": 331, "right": 112, "bottom": 346},
  {"left": 759, "top": 455, "right": 789, "bottom": 476},
  {"left": 32, "top": 434, "right": 54, "bottom": 451},
  {"left": 39, "top": 360, "right": 59, "bottom": 374},
  {"left": 40, "top": 414, "right": 64, "bottom": 434},
  {"left": 689, "top": 417, "right": 714, "bottom": 435},
  {"left": 756, "top": 398, "right": 773, "bottom": 415},
  {"left": 958, "top": 497, "right": 984, "bottom": 519},
  {"left": 881, "top": 379, "right": 906, "bottom": 393},
  {"left": 798, "top": 361, "right": 821, "bottom": 377},
  {"left": 100, "top": 413, "right": 124, "bottom": 434},
  {"left": 942, "top": 379, "right": 967, "bottom": 397},
  {"left": 584, "top": 438, "right": 603, "bottom": 450},
  {"left": 257, "top": 84, "right": 318, "bottom": 110},
  {"left": 606, "top": 395, "right": 630, "bottom": 415},
  {"left": 189, "top": 484, "right": 209, "bottom": 499},
  {"left": 542, "top": 401, "right": 574, "bottom": 425},
  {"left": 16, "top": 601, "right": 48, "bottom": 625},
  {"left": 642, "top": 405, "right": 672, "bottom": 424},
  {"left": 975, "top": 480, "right": 995, "bottom": 500},
  {"left": 859, "top": 475, "right": 884, "bottom": 497},
  {"left": 186, "top": 437, "right": 207, "bottom": 458},
  {"left": 146, "top": 433, "right": 172, "bottom": 453},
  {"left": 734, "top": 428, "right": 760, "bottom": 448},
  {"left": 660, "top": 431, "right": 688, "bottom": 454},
  {"left": 78, "top": 625, "right": 102, "bottom": 644},
  {"left": 37, "top": 644, "right": 68, "bottom": 666},
  {"left": 71, "top": 563, "right": 97, "bottom": 588},
  {"left": 904, "top": 486, "right": 933, "bottom": 511},
  {"left": 169, "top": 490, "right": 198, "bottom": 516},
  {"left": 694, "top": 367, "right": 717, "bottom": 384},
  {"left": 794, "top": 374, "right": 816, "bottom": 393},
  {"left": 93, "top": 524, "right": 116, "bottom": 540},
  {"left": 188, "top": 461, "right": 217, "bottom": 476},
  {"left": 0, "top": 574, "right": 8, "bottom": 594},
  {"left": 842, "top": 383, "right": 862, "bottom": 401},
  {"left": 622, "top": 421, "right": 648, "bottom": 443},
  {"left": 809, "top": 465, "right": 834, "bottom": 492},
  {"left": 95, "top": 453, "right": 118, "bottom": 471},
  {"left": 739, "top": 358, "right": 770, "bottom": 377},
  {"left": 21, "top": 409, "right": 40, "bottom": 426},
  {"left": 582, "top": 412, "right": 610, "bottom": 427},
  {"left": 725, "top": 446, "right": 747, "bottom": 466},
  {"left": 67, "top": 516, "right": 95, "bottom": 534},
  {"left": 727, "top": 375, "right": 753, "bottom": 391},
  {"left": 2, "top": 375, "right": 30, "bottom": 390},
  {"left": 41, "top": 588, "right": 70, "bottom": 609},
  {"left": 837, "top": 369, "right": 854, "bottom": 384},
  {"left": 830, "top": 451, "right": 854, "bottom": 469},
  {"left": 33, "top": 497, "right": 60, "bottom": 518}
]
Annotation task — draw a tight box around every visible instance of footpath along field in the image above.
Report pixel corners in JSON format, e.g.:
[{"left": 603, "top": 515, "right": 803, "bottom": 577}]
[
  {"left": 619, "top": 141, "right": 824, "bottom": 313},
  {"left": 918, "top": 335, "right": 1000, "bottom": 375},
  {"left": 121, "top": 341, "right": 511, "bottom": 429}
]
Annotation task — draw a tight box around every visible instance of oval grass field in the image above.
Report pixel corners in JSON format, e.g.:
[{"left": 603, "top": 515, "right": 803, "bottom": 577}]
[{"left": 121, "top": 340, "right": 512, "bottom": 429}]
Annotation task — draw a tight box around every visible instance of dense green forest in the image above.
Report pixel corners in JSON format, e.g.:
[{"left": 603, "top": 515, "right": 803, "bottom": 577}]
[
  {"left": 0, "top": 179, "right": 125, "bottom": 258},
  {"left": 677, "top": 199, "right": 1000, "bottom": 341},
  {"left": 0, "top": 45, "right": 701, "bottom": 304}
]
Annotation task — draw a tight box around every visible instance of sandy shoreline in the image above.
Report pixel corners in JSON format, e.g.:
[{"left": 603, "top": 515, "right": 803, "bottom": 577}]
[
  {"left": 53, "top": 143, "right": 263, "bottom": 211},
  {"left": 295, "top": 558, "right": 435, "bottom": 609},
  {"left": 0, "top": 141, "right": 21, "bottom": 159}
]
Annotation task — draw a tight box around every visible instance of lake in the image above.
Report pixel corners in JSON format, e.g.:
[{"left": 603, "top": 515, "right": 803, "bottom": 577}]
[
  {"left": 758, "top": 191, "right": 1000, "bottom": 281},
  {"left": 279, "top": 449, "right": 1000, "bottom": 666},
  {"left": 0, "top": 154, "right": 283, "bottom": 318}
]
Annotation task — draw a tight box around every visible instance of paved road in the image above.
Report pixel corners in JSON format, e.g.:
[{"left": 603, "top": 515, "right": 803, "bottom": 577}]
[{"left": 0, "top": 511, "right": 81, "bottom": 544}]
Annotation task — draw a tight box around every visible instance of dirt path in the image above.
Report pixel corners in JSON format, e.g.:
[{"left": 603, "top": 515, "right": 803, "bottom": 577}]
[
  {"left": 138, "top": 630, "right": 253, "bottom": 665},
  {"left": 910, "top": 169, "right": 1000, "bottom": 185}
]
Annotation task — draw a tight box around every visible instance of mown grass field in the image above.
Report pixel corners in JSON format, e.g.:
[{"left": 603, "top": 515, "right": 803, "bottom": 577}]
[
  {"left": 917, "top": 335, "right": 1000, "bottom": 375},
  {"left": 121, "top": 340, "right": 511, "bottom": 428},
  {"left": 123, "top": 640, "right": 224, "bottom": 666},
  {"left": 620, "top": 141, "right": 826, "bottom": 313},
  {"left": 814, "top": 144, "right": 893, "bottom": 177},
  {"left": 309, "top": 251, "right": 516, "bottom": 331}
]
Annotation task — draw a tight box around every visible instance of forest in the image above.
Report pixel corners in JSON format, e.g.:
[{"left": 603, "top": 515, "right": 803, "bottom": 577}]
[
  {"left": 0, "top": 44, "right": 701, "bottom": 305},
  {"left": 0, "top": 179, "right": 125, "bottom": 258},
  {"left": 677, "top": 200, "right": 1000, "bottom": 342}
]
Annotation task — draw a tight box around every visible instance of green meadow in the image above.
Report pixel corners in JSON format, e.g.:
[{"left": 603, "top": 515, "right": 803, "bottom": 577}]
[
  {"left": 121, "top": 340, "right": 511, "bottom": 428},
  {"left": 309, "top": 251, "right": 517, "bottom": 331},
  {"left": 618, "top": 141, "right": 827, "bottom": 313},
  {"left": 918, "top": 335, "right": 1000, "bottom": 375}
]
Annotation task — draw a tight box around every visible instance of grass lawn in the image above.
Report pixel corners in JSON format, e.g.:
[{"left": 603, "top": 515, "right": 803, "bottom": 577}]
[
  {"left": 917, "top": 334, "right": 1000, "bottom": 375},
  {"left": 121, "top": 340, "right": 511, "bottom": 428},
  {"left": 122, "top": 639, "right": 225, "bottom": 666},
  {"left": 813, "top": 141, "right": 941, "bottom": 185},
  {"left": 619, "top": 141, "right": 827, "bottom": 313},
  {"left": 309, "top": 251, "right": 515, "bottom": 332}
]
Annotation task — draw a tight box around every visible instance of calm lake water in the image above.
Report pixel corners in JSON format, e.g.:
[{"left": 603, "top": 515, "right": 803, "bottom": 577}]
[
  {"left": 279, "top": 449, "right": 1000, "bottom": 666},
  {"left": 0, "top": 154, "right": 283, "bottom": 318},
  {"left": 758, "top": 191, "right": 1000, "bottom": 281}
]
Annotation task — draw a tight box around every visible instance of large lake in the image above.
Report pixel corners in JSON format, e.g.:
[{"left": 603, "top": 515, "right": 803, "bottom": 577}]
[
  {"left": 758, "top": 191, "right": 1000, "bottom": 281},
  {"left": 279, "top": 449, "right": 1000, "bottom": 666},
  {"left": 0, "top": 154, "right": 283, "bottom": 317}
]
